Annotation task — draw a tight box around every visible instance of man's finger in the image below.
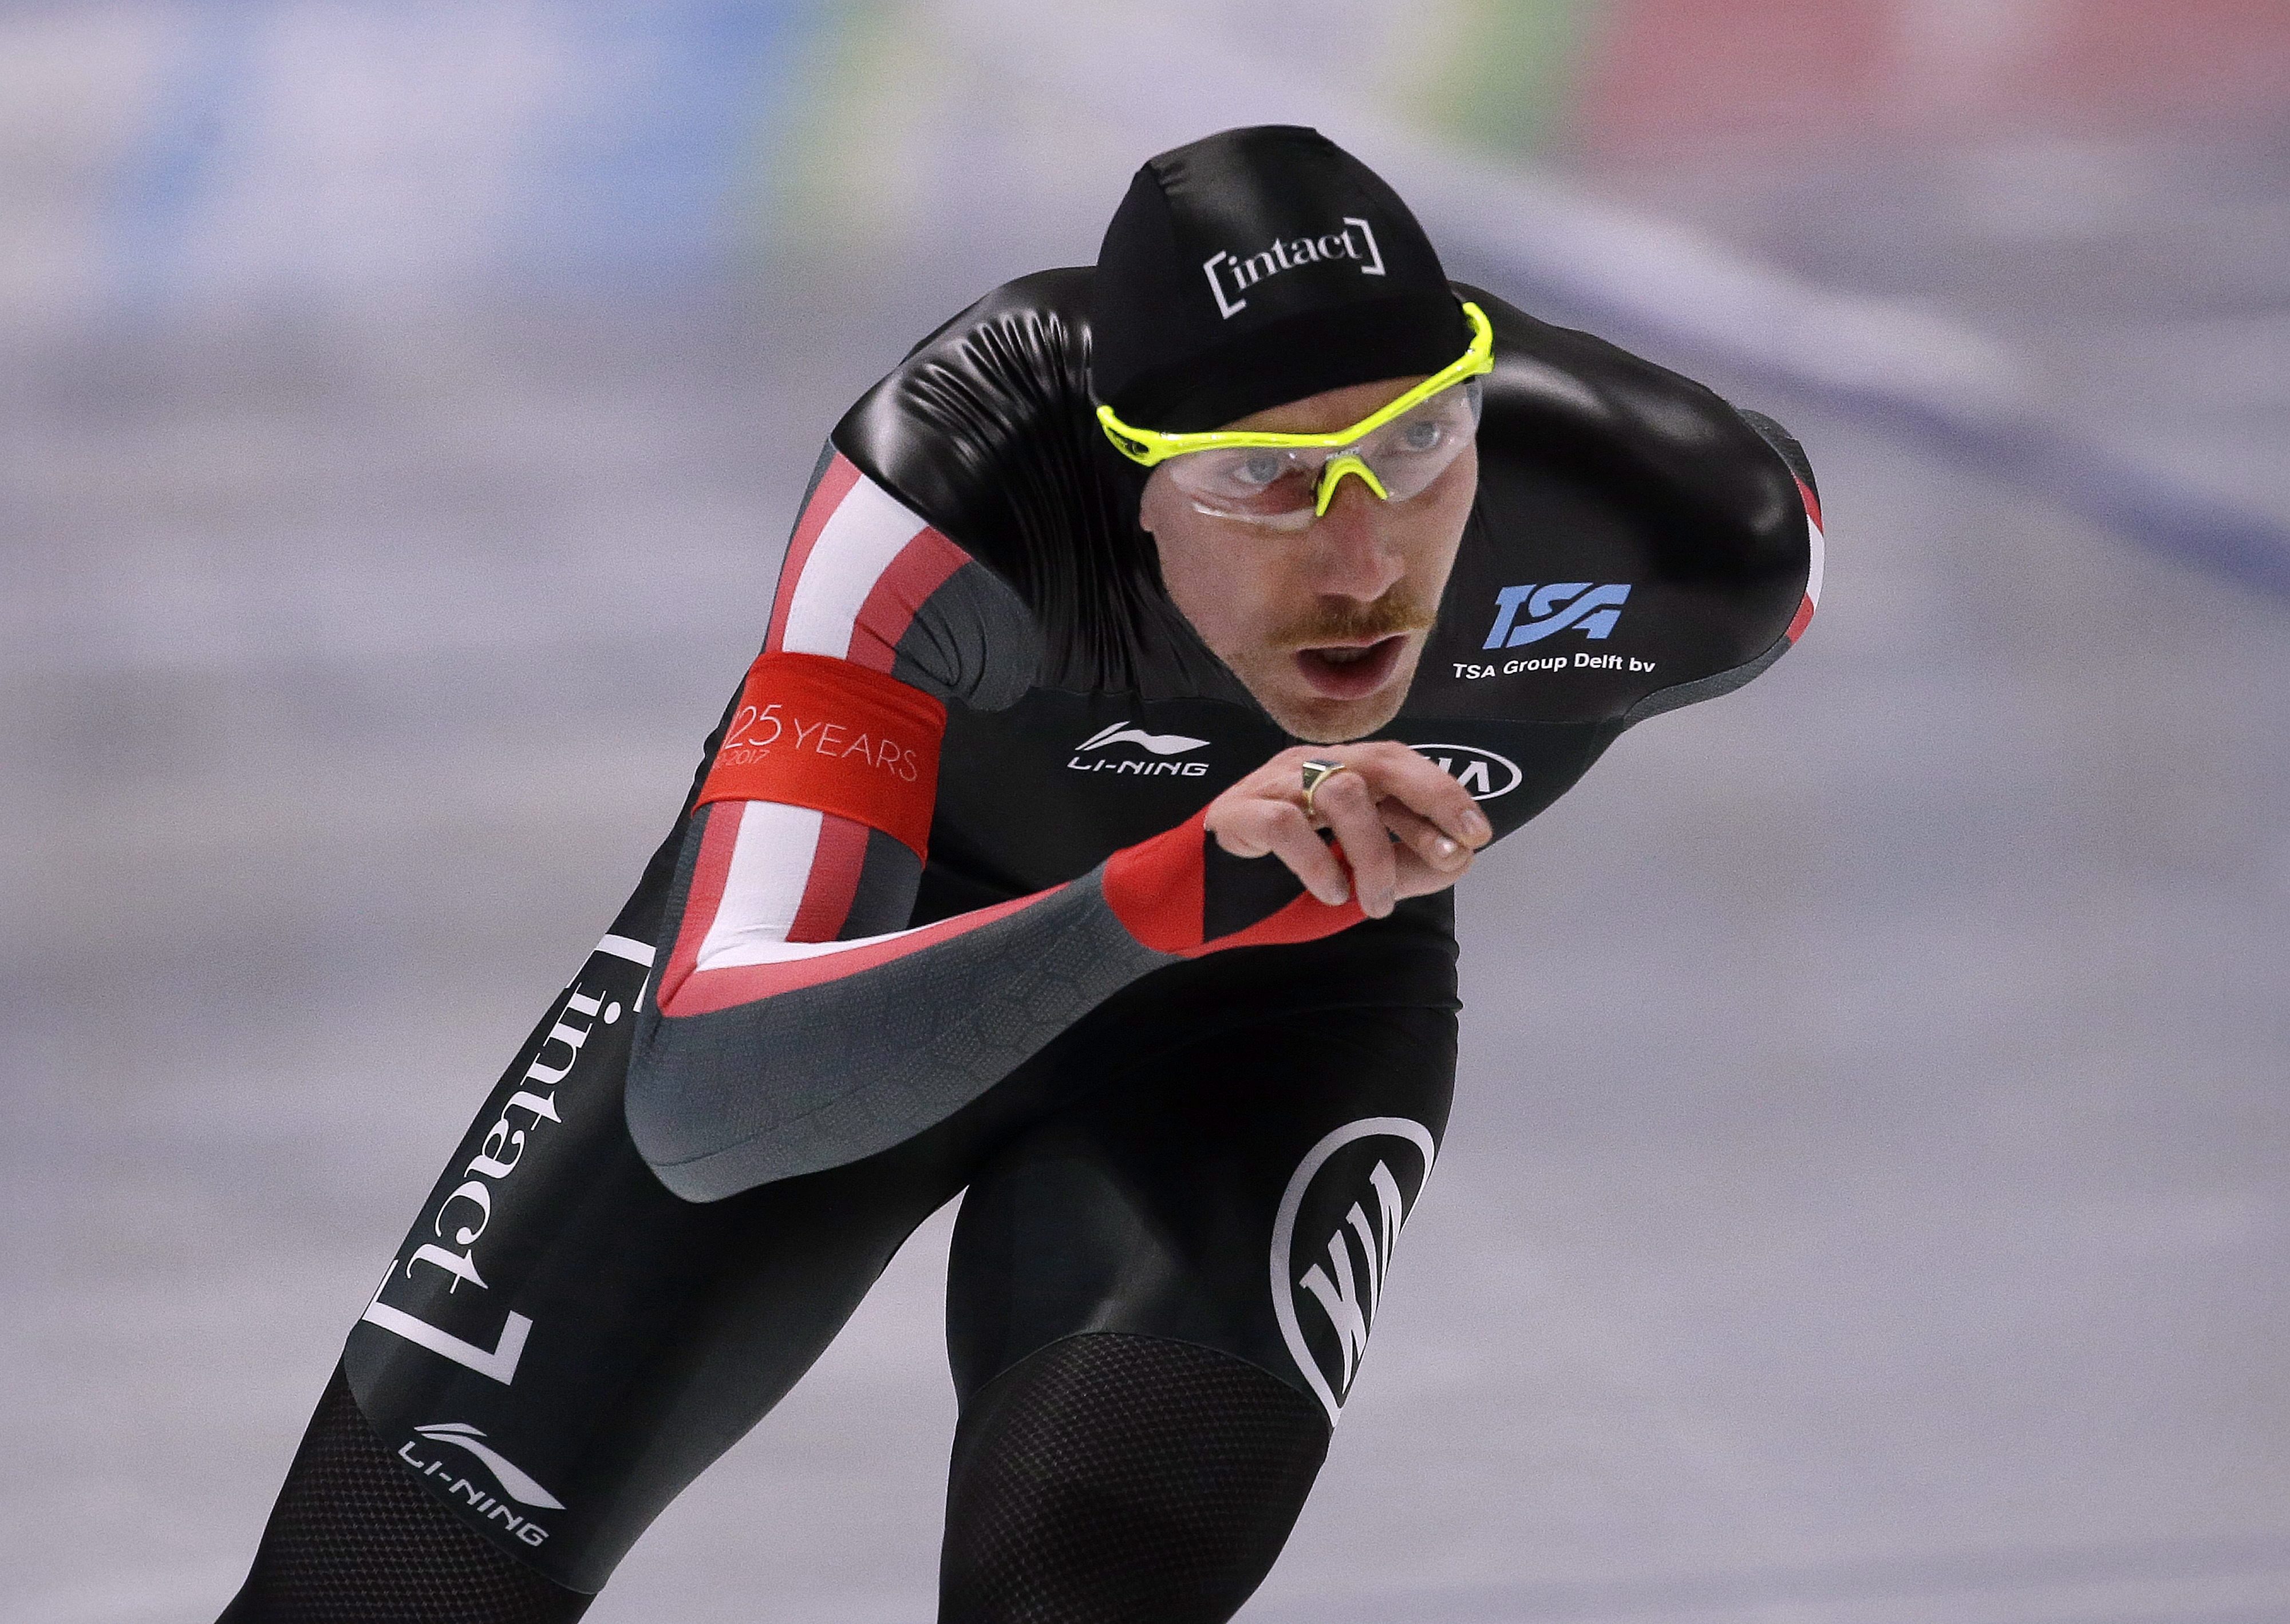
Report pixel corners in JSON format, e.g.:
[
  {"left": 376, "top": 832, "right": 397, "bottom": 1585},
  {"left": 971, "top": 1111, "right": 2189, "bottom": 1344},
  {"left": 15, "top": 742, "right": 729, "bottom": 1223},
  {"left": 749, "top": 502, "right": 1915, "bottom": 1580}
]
[
  {"left": 1217, "top": 801, "right": 1349, "bottom": 905},
  {"left": 1209, "top": 807, "right": 1275, "bottom": 859},
  {"left": 1314, "top": 770, "right": 1398, "bottom": 917},
  {"left": 1352, "top": 742, "right": 1493, "bottom": 847},
  {"left": 1379, "top": 800, "right": 1471, "bottom": 874},
  {"left": 1389, "top": 839, "right": 1472, "bottom": 902}
]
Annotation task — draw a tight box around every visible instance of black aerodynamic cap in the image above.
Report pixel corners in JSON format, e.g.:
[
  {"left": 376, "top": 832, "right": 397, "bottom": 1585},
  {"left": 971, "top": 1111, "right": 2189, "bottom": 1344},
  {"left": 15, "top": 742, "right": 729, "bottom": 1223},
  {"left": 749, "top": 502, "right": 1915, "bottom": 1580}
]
[{"left": 1090, "top": 124, "right": 1468, "bottom": 433}]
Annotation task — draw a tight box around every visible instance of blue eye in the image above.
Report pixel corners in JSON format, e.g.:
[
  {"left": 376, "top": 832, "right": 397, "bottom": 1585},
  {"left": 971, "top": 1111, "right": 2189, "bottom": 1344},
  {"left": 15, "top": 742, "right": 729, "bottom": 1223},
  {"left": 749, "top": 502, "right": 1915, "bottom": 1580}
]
[
  {"left": 1398, "top": 419, "right": 1444, "bottom": 453},
  {"left": 1233, "top": 453, "right": 1285, "bottom": 488}
]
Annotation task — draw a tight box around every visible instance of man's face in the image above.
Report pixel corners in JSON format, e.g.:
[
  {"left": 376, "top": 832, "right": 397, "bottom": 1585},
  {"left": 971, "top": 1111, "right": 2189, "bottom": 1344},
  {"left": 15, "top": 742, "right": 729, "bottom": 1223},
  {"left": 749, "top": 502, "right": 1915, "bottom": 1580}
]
[{"left": 1140, "top": 376, "right": 1479, "bottom": 743}]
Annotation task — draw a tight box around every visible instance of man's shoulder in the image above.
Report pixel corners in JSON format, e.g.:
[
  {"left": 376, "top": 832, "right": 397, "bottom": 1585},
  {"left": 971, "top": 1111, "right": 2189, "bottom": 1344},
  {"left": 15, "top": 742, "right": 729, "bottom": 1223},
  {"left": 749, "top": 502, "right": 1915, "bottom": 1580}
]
[
  {"left": 828, "top": 267, "right": 1171, "bottom": 694},
  {"left": 1411, "top": 288, "right": 1821, "bottom": 734}
]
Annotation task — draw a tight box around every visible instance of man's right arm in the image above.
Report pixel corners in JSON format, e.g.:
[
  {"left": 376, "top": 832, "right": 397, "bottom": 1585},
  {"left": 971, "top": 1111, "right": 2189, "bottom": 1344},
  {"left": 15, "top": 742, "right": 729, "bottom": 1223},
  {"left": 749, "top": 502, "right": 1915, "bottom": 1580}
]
[{"left": 626, "top": 458, "right": 1405, "bottom": 1204}]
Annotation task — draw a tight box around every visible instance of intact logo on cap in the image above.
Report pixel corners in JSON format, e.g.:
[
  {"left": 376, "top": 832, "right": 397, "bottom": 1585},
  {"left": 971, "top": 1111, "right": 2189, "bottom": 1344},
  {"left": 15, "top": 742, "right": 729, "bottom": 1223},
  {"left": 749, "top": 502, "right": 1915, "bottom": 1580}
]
[{"left": 1203, "top": 217, "right": 1384, "bottom": 319}]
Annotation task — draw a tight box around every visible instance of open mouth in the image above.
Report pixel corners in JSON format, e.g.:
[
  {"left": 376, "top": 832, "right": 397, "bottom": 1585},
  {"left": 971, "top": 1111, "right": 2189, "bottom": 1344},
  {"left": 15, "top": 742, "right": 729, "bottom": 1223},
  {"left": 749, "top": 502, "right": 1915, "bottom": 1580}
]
[{"left": 1294, "top": 634, "right": 1408, "bottom": 700}]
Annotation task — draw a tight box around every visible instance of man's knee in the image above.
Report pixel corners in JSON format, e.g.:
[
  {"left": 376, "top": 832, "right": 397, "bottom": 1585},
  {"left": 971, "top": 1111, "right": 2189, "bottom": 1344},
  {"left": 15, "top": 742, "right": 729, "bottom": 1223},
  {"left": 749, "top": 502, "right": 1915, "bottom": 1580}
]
[
  {"left": 217, "top": 1366, "right": 591, "bottom": 1623},
  {"left": 938, "top": 1332, "right": 1328, "bottom": 1624}
]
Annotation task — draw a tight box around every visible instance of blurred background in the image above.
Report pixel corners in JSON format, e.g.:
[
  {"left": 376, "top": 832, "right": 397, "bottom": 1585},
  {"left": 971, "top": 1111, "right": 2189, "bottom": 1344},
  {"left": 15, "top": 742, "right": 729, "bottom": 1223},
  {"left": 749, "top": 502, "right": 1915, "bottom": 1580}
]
[{"left": 5, "top": 2, "right": 2287, "bottom": 1620}]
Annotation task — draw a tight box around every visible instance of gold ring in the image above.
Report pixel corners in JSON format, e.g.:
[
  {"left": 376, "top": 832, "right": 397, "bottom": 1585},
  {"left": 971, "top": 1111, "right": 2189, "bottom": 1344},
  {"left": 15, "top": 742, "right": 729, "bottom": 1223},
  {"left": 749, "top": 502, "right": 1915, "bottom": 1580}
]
[{"left": 1298, "top": 758, "right": 1357, "bottom": 823}]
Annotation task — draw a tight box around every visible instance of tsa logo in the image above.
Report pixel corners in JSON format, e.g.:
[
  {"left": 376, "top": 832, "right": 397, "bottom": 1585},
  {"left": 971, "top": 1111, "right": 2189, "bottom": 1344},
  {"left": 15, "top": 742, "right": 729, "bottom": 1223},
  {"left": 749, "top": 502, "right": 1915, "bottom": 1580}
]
[
  {"left": 1271, "top": 1117, "right": 1436, "bottom": 1425},
  {"left": 1483, "top": 583, "right": 1632, "bottom": 650}
]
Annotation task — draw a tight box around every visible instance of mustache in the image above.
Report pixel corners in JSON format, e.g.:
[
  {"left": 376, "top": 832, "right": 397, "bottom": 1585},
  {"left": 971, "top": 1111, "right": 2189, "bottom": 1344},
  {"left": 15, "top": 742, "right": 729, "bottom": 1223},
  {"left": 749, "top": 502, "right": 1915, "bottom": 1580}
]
[{"left": 1273, "top": 588, "right": 1439, "bottom": 650}]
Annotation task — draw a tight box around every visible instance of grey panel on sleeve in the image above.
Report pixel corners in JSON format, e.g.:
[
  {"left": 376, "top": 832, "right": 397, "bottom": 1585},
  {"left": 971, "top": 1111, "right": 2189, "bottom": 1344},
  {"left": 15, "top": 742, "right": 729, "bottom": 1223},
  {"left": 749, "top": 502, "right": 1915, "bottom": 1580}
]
[
  {"left": 625, "top": 870, "right": 1171, "bottom": 1201},
  {"left": 847, "top": 826, "right": 924, "bottom": 937},
  {"left": 1618, "top": 404, "right": 1808, "bottom": 727},
  {"left": 1736, "top": 408, "right": 1817, "bottom": 499},
  {"left": 1621, "top": 633, "right": 1790, "bottom": 726},
  {"left": 893, "top": 559, "right": 1041, "bottom": 711}
]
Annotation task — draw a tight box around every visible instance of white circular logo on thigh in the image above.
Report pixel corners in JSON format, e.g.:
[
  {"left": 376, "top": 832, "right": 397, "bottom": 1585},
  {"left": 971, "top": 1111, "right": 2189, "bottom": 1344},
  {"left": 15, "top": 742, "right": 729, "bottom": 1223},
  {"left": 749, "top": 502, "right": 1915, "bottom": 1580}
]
[{"left": 1270, "top": 1117, "right": 1437, "bottom": 1425}]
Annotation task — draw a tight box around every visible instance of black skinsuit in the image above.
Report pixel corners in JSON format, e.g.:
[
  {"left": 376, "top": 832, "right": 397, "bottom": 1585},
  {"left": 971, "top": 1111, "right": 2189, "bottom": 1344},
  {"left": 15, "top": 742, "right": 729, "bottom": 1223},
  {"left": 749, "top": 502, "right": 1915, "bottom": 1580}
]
[{"left": 219, "top": 273, "right": 1820, "bottom": 1623}]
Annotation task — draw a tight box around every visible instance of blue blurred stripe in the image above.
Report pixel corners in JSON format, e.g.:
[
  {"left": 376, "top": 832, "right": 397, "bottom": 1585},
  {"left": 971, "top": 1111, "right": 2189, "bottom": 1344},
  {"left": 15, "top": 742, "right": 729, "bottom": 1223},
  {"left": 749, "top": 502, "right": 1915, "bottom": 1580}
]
[
  {"left": 103, "top": 0, "right": 829, "bottom": 307},
  {"left": 517, "top": 0, "right": 827, "bottom": 283},
  {"left": 108, "top": 1, "right": 260, "bottom": 313}
]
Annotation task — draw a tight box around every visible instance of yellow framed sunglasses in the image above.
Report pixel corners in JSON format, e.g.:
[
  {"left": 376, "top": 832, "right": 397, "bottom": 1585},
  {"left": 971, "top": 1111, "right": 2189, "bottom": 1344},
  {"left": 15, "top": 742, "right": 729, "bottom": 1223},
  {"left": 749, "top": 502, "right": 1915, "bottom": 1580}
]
[{"left": 1096, "top": 301, "right": 1495, "bottom": 527}]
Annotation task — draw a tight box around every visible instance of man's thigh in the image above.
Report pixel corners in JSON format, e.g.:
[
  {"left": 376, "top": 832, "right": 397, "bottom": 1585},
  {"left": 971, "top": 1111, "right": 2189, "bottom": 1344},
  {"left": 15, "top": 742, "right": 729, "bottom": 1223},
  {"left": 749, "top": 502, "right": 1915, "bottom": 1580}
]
[
  {"left": 946, "top": 996, "right": 1458, "bottom": 1424},
  {"left": 339, "top": 967, "right": 971, "bottom": 1594}
]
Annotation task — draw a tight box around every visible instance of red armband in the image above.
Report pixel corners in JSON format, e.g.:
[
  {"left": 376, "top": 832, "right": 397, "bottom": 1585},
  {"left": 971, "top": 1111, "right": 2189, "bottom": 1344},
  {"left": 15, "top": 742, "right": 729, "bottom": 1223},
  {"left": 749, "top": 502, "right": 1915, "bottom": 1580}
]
[{"left": 696, "top": 652, "right": 946, "bottom": 862}]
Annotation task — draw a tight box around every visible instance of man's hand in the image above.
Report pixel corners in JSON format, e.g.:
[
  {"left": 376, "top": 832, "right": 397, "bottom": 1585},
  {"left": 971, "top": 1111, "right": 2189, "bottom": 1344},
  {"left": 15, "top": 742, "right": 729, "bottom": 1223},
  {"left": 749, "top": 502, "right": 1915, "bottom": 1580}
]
[{"left": 1202, "top": 742, "right": 1493, "bottom": 919}]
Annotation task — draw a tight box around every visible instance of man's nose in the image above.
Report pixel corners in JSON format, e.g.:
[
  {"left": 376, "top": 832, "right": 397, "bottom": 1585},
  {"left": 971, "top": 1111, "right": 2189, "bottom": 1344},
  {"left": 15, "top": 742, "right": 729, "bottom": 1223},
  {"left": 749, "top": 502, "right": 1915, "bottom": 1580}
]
[{"left": 1309, "top": 477, "right": 1406, "bottom": 599}]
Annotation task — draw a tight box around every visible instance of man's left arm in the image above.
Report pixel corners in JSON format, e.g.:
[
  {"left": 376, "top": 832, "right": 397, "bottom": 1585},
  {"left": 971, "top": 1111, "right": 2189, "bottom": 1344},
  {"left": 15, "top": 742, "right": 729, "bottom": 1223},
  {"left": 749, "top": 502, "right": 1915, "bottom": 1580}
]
[{"left": 1612, "top": 403, "right": 1825, "bottom": 732}]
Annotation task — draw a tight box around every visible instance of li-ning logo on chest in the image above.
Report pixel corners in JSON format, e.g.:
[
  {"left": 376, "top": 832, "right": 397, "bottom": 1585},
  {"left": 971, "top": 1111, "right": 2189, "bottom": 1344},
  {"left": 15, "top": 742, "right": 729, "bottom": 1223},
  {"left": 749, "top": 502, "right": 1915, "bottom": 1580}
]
[
  {"left": 1068, "top": 721, "right": 1210, "bottom": 777},
  {"left": 1203, "top": 217, "right": 1385, "bottom": 319}
]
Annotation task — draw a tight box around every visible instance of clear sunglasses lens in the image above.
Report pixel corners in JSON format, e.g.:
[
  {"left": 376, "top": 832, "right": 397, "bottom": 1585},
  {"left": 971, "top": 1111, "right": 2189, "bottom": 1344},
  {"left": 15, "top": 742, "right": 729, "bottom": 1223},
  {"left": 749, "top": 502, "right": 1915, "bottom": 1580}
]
[
  {"left": 1353, "top": 379, "right": 1482, "bottom": 501},
  {"left": 1164, "top": 448, "right": 1320, "bottom": 519},
  {"left": 1162, "top": 376, "right": 1483, "bottom": 524}
]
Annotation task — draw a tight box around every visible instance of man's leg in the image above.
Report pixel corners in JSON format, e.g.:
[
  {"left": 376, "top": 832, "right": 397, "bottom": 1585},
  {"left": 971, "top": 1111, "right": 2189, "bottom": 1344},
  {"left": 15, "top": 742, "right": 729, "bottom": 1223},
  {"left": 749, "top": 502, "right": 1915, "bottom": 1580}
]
[
  {"left": 218, "top": 1364, "right": 592, "bottom": 1622},
  {"left": 218, "top": 1116, "right": 972, "bottom": 1621},
  {"left": 938, "top": 999, "right": 1458, "bottom": 1624}
]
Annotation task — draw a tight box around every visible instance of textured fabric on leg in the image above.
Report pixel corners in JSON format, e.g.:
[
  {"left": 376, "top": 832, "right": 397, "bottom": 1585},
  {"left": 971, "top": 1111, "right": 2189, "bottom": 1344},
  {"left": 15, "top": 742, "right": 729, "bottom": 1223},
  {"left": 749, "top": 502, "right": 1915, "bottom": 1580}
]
[
  {"left": 216, "top": 1365, "right": 591, "bottom": 1623},
  {"left": 938, "top": 1332, "right": 1329, "bottom": 1624}
]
